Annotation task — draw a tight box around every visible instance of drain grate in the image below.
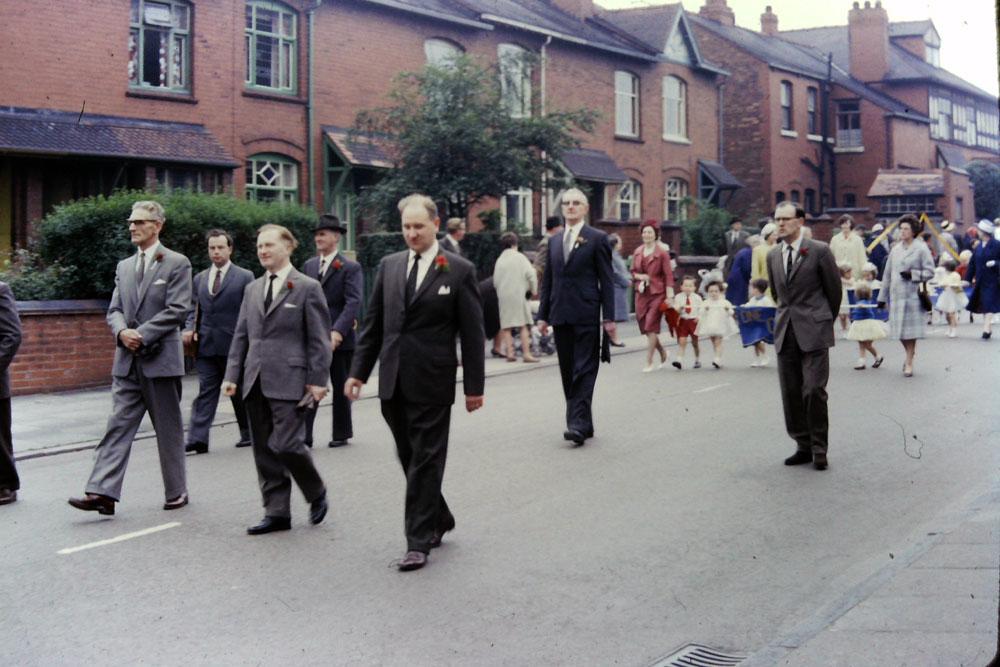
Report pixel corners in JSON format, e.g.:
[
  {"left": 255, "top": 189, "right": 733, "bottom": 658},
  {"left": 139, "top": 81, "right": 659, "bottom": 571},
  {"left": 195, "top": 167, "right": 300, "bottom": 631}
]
[{"left": 650, "top": 643, "right": 747, "bottom": 667}]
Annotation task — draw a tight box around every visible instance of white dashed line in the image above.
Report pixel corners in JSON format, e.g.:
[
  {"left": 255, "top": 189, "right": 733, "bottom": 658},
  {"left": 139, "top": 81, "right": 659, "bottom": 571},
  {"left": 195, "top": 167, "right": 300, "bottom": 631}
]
[
  {"left": 693, "top": 383, "right": 731, "bottom": 394},
  {"left": 58, "top": 522, "right": 181, "bottom": 555}
]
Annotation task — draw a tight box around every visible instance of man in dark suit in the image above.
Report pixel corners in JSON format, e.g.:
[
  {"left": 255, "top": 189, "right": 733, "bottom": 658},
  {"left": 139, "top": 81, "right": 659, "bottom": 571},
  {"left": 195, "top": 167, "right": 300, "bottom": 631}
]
[
  {"left": 722, "top": 217, "right": 750, "bottom": 278},
  {"left": 767, "top": 202, "right": 841, "bottom": 471},
  {"left": 223, "top": 224, "right": 332, "bottom": 535},
  {"left": 0, "top": 281, "right": 22, "bottom": 506},
  {"left": 69, "top": 200, "right": 192, "bottom": 515},
  {"left": 537, "top": 187, "right": 616, "bottom": 446},
  {"left": 440, "top": 218, "right": 465, "bottom": 256},
  {"left": 183, "top": 229, "right": 254, "bottom": 454},
  {"left": 302, "top": 215, "right": 363, "bottom": 448},
  {"left": 346, "top": 194, "right": 485, "bottom": 572}
]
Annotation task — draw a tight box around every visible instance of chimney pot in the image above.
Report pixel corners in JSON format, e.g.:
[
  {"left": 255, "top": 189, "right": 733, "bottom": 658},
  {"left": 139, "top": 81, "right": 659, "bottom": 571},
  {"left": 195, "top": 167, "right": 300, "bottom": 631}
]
[
  {"left": 699, "top": 0, "right": 736, "bottom": 26},
  {"left": 760, "top": 5, "right": 779, "bottom": 36},
  {"left": 849, "top": 0, "right": 890, "bottom": 81}
]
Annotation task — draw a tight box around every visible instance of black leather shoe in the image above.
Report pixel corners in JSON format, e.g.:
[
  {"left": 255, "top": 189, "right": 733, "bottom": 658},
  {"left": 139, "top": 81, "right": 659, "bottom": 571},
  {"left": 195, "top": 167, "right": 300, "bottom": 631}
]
[
  {"left": 983, "top": 331, "right": 992, "bottom": 340},
  {"left": 328, "top": 439, "right": 350, "bottom": 448},
  {"left": 398, "top": 550, "right": 428, "bottom": 571},
  {"left": 185, "top": 442, "right": 208, "bottom": 454},
  {"left": 813, "top": 453, "right": 829, "bottom": 470},
  {"left": 309, "top": 493, "right": 328, "bottom": 526},
  {"left": 0, "top": 488, "right": 16, "bottom": 505},
  {"left": 429, "top": 517, "right": 456, "bottom": 549},
  {"left": 784, "top": 451, "right": 813, "bottom": 466},
  {"left": 304, "top": 440, "right": 313, "bottom": 448},
  {"left": 235, "top": 439, "right": 252, "bottom": 448},
  {"left": 68, "top": 493, "right": 116, "bottom": 515},
  {"left": 163, "top": 493, "right": 189, "bottom": 510},
  {"left": 247, "top": 516, "right": 291, "bottom": 535},
  {"left": 563, "top": 429, "right": 585, "bottom": 445}
]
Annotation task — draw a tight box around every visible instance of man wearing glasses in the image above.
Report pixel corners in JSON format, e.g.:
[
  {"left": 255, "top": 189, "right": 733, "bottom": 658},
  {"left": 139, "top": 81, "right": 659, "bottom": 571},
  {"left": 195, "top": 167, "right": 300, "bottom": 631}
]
[{"left": 537, "top": 188, "right": 616, "bottom": 446}]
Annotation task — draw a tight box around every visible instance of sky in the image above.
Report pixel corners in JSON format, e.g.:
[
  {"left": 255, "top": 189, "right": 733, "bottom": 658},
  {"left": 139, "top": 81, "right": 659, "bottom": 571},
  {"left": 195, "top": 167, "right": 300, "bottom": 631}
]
[{"left": 596, "top": 0, "right": 1000, "bottom": 97}]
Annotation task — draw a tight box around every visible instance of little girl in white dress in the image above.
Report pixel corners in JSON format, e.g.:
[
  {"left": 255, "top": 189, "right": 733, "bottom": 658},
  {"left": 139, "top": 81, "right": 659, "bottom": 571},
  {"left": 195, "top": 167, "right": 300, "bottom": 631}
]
[
  {"left": 934, "top": 258, "right": 969, "bottom": 338},
  {"left": 695, "top": 280, "right": 737, "bottom": 368}
]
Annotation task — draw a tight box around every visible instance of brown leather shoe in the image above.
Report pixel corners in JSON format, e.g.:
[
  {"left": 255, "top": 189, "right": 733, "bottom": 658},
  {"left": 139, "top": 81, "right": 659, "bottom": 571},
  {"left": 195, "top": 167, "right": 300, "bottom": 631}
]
[
  {"left": 68, "top": 493, "right": 115, "bottom": 515},
  {"left": 398, "top": 550, "right": 427, "bottom": 571},
  {"left": 813, "top": 453, "right": 829, "bottom": 470},
  {"left": 0, "top": 488, "right": 16, "bottom": 505},
  {"left": 163, "top": 493, "right": 189, "bottom": 510}
]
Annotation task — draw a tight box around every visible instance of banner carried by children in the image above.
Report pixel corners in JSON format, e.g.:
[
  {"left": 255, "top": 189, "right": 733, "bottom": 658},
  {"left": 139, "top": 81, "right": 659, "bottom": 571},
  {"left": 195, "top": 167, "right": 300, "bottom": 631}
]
[{"left": 734, "top": 306, "right": 776, "bottom": 346}]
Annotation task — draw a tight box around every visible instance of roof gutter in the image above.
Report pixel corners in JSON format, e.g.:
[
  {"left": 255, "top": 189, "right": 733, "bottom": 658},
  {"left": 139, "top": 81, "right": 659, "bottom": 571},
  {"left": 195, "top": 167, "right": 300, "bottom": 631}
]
[{"left": 479, "top": 14, "right": 658, "bottom": 61}]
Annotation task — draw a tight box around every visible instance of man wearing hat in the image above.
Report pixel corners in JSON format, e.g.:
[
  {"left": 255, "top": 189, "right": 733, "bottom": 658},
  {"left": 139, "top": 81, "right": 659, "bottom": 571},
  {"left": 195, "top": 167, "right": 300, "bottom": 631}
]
[
  {"left": 867, "top": 222, "right": 890, "bottom": 279},
  {"left": 967, "top": 219, "right": 1000, "bottom": 339},
  {"left": 302, "top": 215, "right": 363, "bottom": 447},
  {"left": 69, "top": 200, "right": 192, "bottom": 516}
]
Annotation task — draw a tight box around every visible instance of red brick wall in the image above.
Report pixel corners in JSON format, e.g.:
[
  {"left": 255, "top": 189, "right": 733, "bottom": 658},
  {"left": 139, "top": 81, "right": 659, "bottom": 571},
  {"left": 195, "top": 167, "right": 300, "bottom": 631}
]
[{"left": 10, "top": 306, "right": 114, "bottom": 395}]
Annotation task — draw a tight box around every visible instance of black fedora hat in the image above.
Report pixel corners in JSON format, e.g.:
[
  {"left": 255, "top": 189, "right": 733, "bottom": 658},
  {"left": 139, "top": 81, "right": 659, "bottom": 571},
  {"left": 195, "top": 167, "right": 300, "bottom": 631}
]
[{"left": 315, "top": 214, "right": 348, "bottom": 234}]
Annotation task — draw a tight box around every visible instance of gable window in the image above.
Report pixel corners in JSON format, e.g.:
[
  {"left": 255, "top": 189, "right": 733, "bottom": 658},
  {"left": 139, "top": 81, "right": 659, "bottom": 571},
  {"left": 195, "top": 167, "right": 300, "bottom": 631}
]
[
  {"left": 615, "top": 71, "right": 640, "bottom": 138},
  {"left": 245, "top": 1, "right": 297, "bottom": 93},
  {"left": 662, "top": 76, "right": 687, "bottom": 140},
  {"left": 925, "top": 31, "right": 941, "bottom": 67},
  {"left": 129, "top": 0, "right": 190, "bottom": 91},
  {"left": 836, "top": 100, "right": 862, "bottom": 147},
  {"left": 499, "top": 44, "right": 531, "bottom": 118},
  {"left": 806, "top": 87, "right": 818, "bottom": 135},
  {"left": 664, "top": 178, "right": 688, "bottom": 221},
  {"left": 780, "top": 81, "right": 793, "bottom": 131},
  {"left": 246, "top": 154, "right": 298, "bottom": 203},
  {"left": 501, "top": 188, "right": 533, "bottom": 231},
  {"left": 425, "top": 38, "right": 462, "bottom": 69},
  {"left": 610, "top": 180, "right": 641, "bottom": 220}
]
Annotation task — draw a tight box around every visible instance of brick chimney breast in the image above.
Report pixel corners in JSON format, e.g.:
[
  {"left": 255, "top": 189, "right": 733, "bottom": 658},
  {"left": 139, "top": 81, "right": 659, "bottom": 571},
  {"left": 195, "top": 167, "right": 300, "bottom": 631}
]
[
  {"left": 547, "top": 0, "right": 595, "bottom": 20},
  {"left": 699, "top": 0, "right": 735, "bottom": 27},
  {"left": 848, "top": 0, "right": 890, "bottom": 82},
  {"left": 760, "top": 5, "right": 778, "bottom": 36}
]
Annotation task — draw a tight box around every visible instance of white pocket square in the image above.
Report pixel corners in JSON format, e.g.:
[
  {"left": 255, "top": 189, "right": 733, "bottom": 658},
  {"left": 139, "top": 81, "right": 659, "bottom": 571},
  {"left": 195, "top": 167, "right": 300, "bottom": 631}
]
[
  {"left": 283, "top": 303, "right": 298, "bottom": 308},
  {"left": 153, "top": 278, "right": 167, "bottom": 285},
  {"left": 437, "top": 285, "right": 451, "bottom": 295}
]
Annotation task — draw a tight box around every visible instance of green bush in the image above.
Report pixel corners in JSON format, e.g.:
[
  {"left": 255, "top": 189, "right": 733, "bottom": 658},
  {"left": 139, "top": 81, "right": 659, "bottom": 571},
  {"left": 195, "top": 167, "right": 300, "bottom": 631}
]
[
  {"left": 681, "top": 203, "right": 733, "bottom": 255},
  {"left": 34, "top": 190, "right": 319, "bottom": 299},
  {"left": 0, "top": 249, "right": 78, "bottom": 301}
]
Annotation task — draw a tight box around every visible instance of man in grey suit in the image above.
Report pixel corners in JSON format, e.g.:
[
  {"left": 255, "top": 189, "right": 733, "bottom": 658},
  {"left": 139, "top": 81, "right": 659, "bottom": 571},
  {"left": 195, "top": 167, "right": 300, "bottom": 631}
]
[
  {"left": 722, "top": 217, "right": 750, "bottom": 278},
  {"left": 0, "top": 281, "right": 22, "bottom": 506},
  {"left": 69, "top": 200, "right": 192, "bottom": 515},
  {"left": 223, "top": 224, "right": 332, "bottom": 535},
  {"left": 767, "top": 203, "right": 841, "bottom": 471},
  {"left": 183, "top": 229, "right": 255, "bottom": 454}
]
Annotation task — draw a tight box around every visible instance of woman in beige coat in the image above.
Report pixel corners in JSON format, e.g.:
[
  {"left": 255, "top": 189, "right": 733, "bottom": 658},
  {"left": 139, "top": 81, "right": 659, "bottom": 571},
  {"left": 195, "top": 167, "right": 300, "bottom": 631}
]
[{"left": 493, "top": 232, "right": 540, "bottom": 362}]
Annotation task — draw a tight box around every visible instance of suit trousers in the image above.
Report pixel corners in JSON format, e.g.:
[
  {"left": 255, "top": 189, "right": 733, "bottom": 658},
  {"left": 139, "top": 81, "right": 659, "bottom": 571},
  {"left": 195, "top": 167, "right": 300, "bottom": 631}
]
[
  {"left": 245, "top": 381, "right": 326, "bottom": 518},
  {"left": 553, "top": 324, "right": 600, "bottom": 435},
  {"left": 304, "top": 348, "right": 354, "bottom": 443},
  {"left": 0, "top": 398, "right": 17, "bottom": 491},
  {"left": 87, "top": 364, "right": 186, "bottom": 501},
  {"left": 777, "top": 324, "right": 831, "bottom": 454},
  {"left": 380, "top": 392, "right": 454, "bottom": 554},
  {"left": 188, "top": 355, "right": 250, "bottom": 446}
]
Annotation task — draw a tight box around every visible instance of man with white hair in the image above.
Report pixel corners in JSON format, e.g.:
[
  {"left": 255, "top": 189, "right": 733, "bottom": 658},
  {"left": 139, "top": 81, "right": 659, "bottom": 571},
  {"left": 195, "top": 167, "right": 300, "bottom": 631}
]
[{"left": 966, "top": 219, "right": 1000, "bottom": 339}]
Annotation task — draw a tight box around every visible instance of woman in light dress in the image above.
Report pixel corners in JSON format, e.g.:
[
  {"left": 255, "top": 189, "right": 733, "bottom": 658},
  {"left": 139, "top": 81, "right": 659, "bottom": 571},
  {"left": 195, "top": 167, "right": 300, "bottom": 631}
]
[
  {"left": 830, "top": 214, "right": 868, "bottom": 279},
  {"left": 493, "top": 232, "right": 540, "bottom": 363}
]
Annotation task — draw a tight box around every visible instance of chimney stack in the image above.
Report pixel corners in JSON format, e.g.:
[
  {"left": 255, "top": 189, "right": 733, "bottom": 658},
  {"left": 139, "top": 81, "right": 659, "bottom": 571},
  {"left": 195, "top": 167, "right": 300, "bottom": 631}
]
[
  {"left": 760, "top": 5, "right": 778, "bottom": 36},
  {"left": 848, "top": 0, "right": 890, "bottom": 82},
  {"left": 548, "top": 0, "right": 595, "bottom": 20},
  {"left": 699, "top": 0, "right": 735, "bottom": 27}
]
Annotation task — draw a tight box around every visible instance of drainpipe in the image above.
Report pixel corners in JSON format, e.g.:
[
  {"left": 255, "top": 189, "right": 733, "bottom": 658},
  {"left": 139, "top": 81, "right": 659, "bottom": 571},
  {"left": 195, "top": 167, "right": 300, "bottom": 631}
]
[
  {"left": 306, "top": 0, "right": 323, "bottom": 208},
  {"left": 539, "top": 35, "right": 552, "bottom": 236},
  {"left": 716, "top": 77, "right": 725, "bottom": 163}
]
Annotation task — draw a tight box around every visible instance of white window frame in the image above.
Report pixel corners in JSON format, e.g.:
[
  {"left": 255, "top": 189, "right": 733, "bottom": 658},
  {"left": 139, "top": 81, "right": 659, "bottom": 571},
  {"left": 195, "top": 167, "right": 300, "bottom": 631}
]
[
  {"left": 246, "top": 154, "right": 298, "bottom": 203},
  {"left": 613, "top": 180, "right": 642, "bottom": 221},
  {"left": 806, "top": 87, "right": 818, "bottom": 135},
  {"left": 129, "top": 0, "right": 191, "bottom": 92},
  {"left": 424, "top": 38, "right": 462, "bottom": 69},
  {"left": 501, "top": 188, "right": 533, "bottom": 231},
  {"left": 245, "top": 1, "right": 298, "bottom": 93},
  {"left": 499, "top": 43, "right": 532, "bottom": 118},
  {"left": 615, "top": 71, "right": 640, "bottom": 138},
  {"left": 780, "top": 81, "right": 793, "bottom": 131},
  {"left": 836, "top": 100, "right": 862, "bottom": 147},
  {"left": 662, "top": 75, "right": 687, "bottom": 141},
  {"left": 664, "top": 178, "right": 688, "bottom": 221}
]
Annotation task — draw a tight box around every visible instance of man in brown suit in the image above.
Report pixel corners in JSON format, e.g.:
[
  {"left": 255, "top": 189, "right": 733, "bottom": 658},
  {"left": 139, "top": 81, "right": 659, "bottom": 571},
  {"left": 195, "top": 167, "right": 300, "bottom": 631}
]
[{"left": 767, "top": 203, "right": 841, "bottom": 470}]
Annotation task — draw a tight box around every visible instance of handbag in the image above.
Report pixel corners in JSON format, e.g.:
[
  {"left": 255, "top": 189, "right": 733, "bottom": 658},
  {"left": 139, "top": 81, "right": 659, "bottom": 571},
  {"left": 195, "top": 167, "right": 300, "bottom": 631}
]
[
  {"left": 917, "top": 281, "right": 933, "bottom": 312},
  {"left": 183, "top": 301, "right": 200, "bottom": 358}
]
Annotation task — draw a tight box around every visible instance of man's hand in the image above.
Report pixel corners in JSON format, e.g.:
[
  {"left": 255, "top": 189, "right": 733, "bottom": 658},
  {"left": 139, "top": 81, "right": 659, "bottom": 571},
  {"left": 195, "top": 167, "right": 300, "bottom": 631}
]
[
  {"left": 221, "top": 381, "right": 238, "bottom": 397},
  {"left": 537, "top": 320, "right": 549, "bottom": 336},
  {"left": 118, "top": 329, "right": 143, "bottom": 351},
  {"left": 603, "top": 321, "right": 617, "bottom": 336},
  {"left": 307, "top": 384, "right": 327, "bottom": 402},
  {"left": 344, "top": 377, "right": 364, "bottom": 401},
  {"left": 182, "top": 330, "right": 196, "bottom": 346},
  {"left": 330, "top": 330, "right": 343, "bottom": 351},
  {"left": 899, "top": 270, "right": 913, "bottom": 281},
  {"left": 465, "top": 395, "right": 484, "bottom": 413}
]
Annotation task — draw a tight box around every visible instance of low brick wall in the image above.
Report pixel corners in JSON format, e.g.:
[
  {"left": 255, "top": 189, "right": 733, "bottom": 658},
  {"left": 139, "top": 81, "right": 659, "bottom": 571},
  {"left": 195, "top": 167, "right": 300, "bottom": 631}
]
[{"left": 12, "top": 300, "right": 113, "bottom": 395}]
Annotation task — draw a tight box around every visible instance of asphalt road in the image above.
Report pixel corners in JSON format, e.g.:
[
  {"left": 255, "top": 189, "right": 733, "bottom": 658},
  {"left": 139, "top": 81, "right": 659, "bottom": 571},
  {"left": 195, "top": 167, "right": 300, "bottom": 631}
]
[{"left": 2, "top": 327, "right": 998, "bottom": 666}]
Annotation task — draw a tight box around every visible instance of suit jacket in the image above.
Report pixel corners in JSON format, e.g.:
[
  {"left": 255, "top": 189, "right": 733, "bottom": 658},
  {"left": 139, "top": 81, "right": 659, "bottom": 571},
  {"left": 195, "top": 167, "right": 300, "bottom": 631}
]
[
  {"left": 185, "top": 263, "right": 255, "bottom": 358},
  {"left": 538, "top": 224, "right": 615, "bottom": 326},
  {"left": 350, "top": 249, "right": 485, "bottom": 405},
  {"left": 440, "top": 235, "right": 463, "bottom": 256},
  {"left": 224, "top": 268, "right": 332, "bottom": 401},
  {"left": 107, "top": 245, "right": 192, "bottom": 378},
  {"left": 301, "top": 253, "right": 363, "bottom": 351},
  {"left": 0, "top": 283, "right": 22, "bottom": 399},
  {"left": 766, "top": 238, "right": 841, "bottom": 353}
]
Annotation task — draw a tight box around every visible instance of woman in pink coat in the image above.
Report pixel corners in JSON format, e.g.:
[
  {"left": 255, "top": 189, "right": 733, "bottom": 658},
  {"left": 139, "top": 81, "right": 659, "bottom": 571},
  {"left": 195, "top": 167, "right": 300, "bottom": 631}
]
[{"left": 631, "top": 221, "right": 675, "bottom": 372}]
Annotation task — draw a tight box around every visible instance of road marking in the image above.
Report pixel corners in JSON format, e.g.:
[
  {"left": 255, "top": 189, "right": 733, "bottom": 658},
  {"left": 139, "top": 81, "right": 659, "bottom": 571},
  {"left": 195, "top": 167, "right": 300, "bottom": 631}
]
[
  {"left": 693, "top": 383, "right": 731, "bottom": 394},
  {"left": 58, "top": 522, "right": 181, "bottom": 555}
]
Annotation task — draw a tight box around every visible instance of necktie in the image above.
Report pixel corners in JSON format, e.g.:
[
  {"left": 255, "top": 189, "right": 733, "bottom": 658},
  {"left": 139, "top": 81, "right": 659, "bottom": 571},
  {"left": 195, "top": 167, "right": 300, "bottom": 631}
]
[
  {"left": 684, "top": 295, "right": 692, "bottom": 314},
  {"left": 264, "top": 274, "right": 277, "bottom": 311},
  {"left": 136, "top": 252, "right": 146, "bottom": 295},
  {"left": 405, "top": 253, "right": 421, "bottom": 306},
  {"left": 563, "top": 229, "right": 573, "bottom": 262},
  {"left": 318, "top": 258, "right": 327, "bottom": 278},
  {"left": 786, "top": 246, "right": 794, "bottom": 281},
  {"left": 211, "top": 268, "right": 222, "bottom": 295}
]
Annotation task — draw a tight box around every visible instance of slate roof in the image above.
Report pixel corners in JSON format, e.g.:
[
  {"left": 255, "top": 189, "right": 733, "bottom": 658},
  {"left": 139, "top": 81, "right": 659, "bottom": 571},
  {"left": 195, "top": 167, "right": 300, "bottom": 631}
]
[
  {"left": 778, "top": 24, "right": 994, "bottom": 101},
  {"left": 324, "top": 126, "right": 394, "bottom": 168},
  {"left": 598, "top": 3, "right": 727, "bottom": 74},
  {"left": 936, "top": 144, "right": 968, "bottom": 170},
  {"left": 700, "top": 159, "right": 742, "bottom": 189},
  {"left": 685, "top": 13, "right": 929, "bottom": 123},
  {"left": 867, "top": 169, "right": 945, "bottom": 197},
  {"left": 561, "top": 147, "right": 627, "bottom": 182},
  {"left": 0, "top": 106, "right": 238, "bottom": 167}
]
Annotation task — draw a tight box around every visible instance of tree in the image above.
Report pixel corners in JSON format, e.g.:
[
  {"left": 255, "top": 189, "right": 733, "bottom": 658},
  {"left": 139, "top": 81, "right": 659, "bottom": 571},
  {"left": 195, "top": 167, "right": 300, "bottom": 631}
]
[
  {"left": 966, "top": 160, "right": 1000, "bottom": 221},
  {"left": 354, "top": 54, "right": 597, "bottom": 227}
]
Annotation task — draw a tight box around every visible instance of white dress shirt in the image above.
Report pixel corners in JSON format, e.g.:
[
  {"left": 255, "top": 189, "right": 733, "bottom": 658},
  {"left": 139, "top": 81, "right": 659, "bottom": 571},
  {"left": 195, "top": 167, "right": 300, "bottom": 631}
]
[
  {"left": 317, "top": 250, "right": 339, "bottom": 278},
  {"left": 407, "top": 239, "right": 439, "bottom": 291},
  {"left": 208, "top": 261, "right": 231, "bottom": 295},
  {"left": 563, "top": 221, "right": 585, "bottom": 259},
  {"left": 782, "top": 234, "right": 804, "bottom": 273},
  {"left": 135, "top": 241, "right": 160, "bottom": 276},
  {"left": 266, "top": 263, "right": 294, "bottom": 303}
]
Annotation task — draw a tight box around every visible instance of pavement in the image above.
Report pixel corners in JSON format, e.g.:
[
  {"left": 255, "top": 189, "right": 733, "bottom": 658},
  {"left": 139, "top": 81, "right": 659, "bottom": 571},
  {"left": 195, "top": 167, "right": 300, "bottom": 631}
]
[{"left": 4, "top": 318, "right": 998, "bottom": 666}]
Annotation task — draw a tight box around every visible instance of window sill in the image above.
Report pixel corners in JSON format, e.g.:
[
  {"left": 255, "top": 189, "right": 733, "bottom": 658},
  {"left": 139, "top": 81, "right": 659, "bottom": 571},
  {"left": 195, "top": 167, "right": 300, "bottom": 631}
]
[
  {"left": 662, "top": 135, "right": 691, "bottom": 145},
  {"left": 242, "top": 89, "right": 306, "bottom": 105},
  {"left": 126, "top": 89, "right": 197, "bottom": 104},
  {"left": 833, "top": 145, "right": 865, "bottom": 154},
  {"left": 614, "top": 134, "right": 644, "bottom": 144},
  {"left": 807, "top": 133, "right": 824, "bottom": 142},
  {"left": 780, "top": 129, "right": 799, "bottom": 138}
]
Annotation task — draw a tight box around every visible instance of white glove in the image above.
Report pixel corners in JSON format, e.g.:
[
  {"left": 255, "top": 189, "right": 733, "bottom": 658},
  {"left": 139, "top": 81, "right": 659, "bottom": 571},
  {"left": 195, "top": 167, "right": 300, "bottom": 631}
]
[{"left": 987, "top": 260, "right": 997, "bottom": 268}]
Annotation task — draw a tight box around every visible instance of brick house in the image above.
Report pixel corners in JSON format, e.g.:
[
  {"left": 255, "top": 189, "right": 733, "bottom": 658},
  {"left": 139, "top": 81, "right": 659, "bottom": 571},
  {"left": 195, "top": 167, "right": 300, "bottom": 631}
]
[
  {"left": 0, "top": 0, "right": 734, "bottom": 255},
  {"left": 683, "top": 0, "right": 998, "bottom": 233}
]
